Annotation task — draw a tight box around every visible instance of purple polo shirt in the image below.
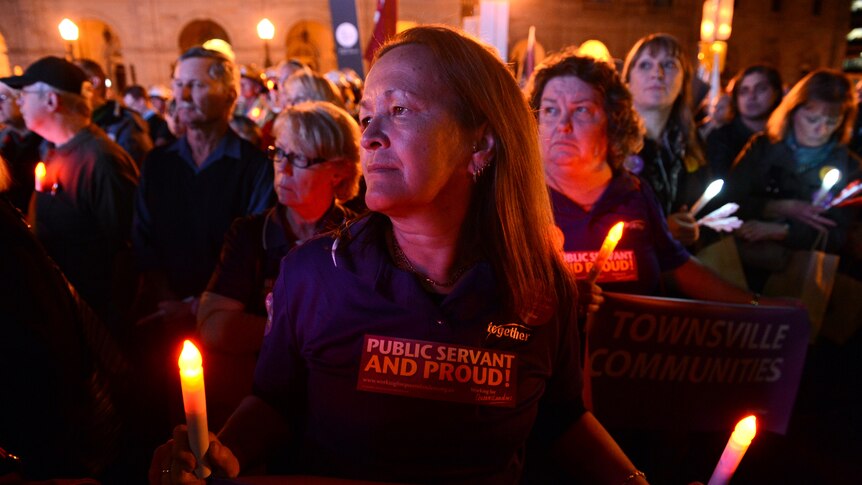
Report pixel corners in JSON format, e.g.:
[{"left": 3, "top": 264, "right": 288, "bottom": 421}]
[
  {"left": 254, "top": 214, "right": 586, "bottom": 483},
  {"left": 550, "top": 172, "right": 690, "bottom": 296}
]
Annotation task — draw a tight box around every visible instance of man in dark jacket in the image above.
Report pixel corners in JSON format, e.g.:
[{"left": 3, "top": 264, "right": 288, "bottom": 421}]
[
  {"left": 1, "top": 56, "right": 139, "bottom": 342},
  {"left": 123, "top": 84, "right": 175, "bottom": 148},
  {"left": 76, "top": 58, "right": 153, "bottom": 168},
  {"left": 0, "top": 80, "right": 42, "bottom": 213}
]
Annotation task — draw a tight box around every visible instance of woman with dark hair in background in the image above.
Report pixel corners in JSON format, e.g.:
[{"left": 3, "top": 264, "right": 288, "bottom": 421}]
[
  {"left": 623, "top": 33, "right": 710, "bottom": 247},
  {"left": 723, "top": 68, "right": 861, "bottom": 292},
  {"left": 706, "top": 65, "right": 784, "bottom": 178}
]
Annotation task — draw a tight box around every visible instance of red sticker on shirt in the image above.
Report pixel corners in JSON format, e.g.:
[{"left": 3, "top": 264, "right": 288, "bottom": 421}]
[
  {"left": 357, "top": 335, "right": 517, "bottom": 407},
  {"left": 563, "top": 250, "right": 638, "bottom": 283}
]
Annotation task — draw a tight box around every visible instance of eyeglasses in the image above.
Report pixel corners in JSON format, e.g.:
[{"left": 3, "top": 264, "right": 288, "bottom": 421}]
[{"left": 267, "top": 145, "right": 328, "bottom": 168}]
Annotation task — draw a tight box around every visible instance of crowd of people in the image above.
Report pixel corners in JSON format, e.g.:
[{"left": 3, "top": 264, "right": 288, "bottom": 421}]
[{"left": 1, "top": 22, "right": 859, "bottom": 484}]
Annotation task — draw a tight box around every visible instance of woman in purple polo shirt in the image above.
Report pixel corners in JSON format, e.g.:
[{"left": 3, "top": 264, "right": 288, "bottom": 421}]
[
  {"left": 151, "top": 26, "right": 649, "bottom": 484},
  {"left": 526, "top": 50, "right": 763, "bottom": 303}
]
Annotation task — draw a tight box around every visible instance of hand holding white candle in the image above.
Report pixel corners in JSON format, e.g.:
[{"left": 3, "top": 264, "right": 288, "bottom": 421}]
[
  {"left": 178, "top": 340, "right": 211, "bottom": 479},
  {"left": 812, "top": 168, "right": 840, "bottom": 207},
  {"left": 34, "top": 162, "right": 46, "bottom": 192},
  {"left": 707, "top": 415, "right": 757, "bottom": 485},
  {"left": 690, "top": 179, "right": 724, "bottom": 217},
  {"left": 586, "top": 221, "right": 625, "bottom": 284}
]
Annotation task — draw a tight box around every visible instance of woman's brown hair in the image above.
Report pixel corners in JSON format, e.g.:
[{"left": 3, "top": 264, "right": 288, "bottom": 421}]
[
  {"left": 525, "top": 48, "right": 644, "bottom": 173},
  {"left": 622, "top": 33, "right": 705, "bottom": 172},
  {"left": 766, "top": 68, "right": 857, "bottom": 145},
  {"left": 375, "top": 25, "right": 575, "bottom": 322}
]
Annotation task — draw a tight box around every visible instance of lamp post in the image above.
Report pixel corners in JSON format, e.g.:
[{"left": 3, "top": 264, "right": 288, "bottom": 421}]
[
  {"left": 257, "top": 18, "right": 275, "bottom": 68},
  {"left": 58, "top": 18, "right": 79, "bottom": 61},
  {"left": 700, "top": 0, "right": 733, "bottom": 117}
]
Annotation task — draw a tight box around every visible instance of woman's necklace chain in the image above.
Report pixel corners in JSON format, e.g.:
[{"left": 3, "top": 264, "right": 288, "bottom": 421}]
[{"left": 390, "top": 232, "right": 472, "bottom": 289}]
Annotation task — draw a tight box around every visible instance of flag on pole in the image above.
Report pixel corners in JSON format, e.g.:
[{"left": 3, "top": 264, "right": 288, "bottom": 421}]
[
  {"left": 364, "top": 0, "right": 398, "bottom": 62},
  {"left": 517, "top": 25, "right": 536, "bottom": 87}
]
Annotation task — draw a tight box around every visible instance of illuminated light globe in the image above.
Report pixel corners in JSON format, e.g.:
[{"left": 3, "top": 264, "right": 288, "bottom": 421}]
[
  {"left": 578, "top": 40, "right": 612, "bottom": 63},
  {"left": 257, "top": 18, "right": 275, "bottom": 41},
  {"left": 58, "top": 18, "right": 79, "bottom": 41},
  {"left": 202, "top": 38, "right": 235, "bottom": 61}
]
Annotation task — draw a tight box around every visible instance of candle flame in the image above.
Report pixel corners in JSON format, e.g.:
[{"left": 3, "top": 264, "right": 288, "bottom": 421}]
[
  {"left": 705, "top": 179, "right": 724, "bottom": 199},
  {"left": 608, "top": 221, "right": 625, "bottom": 244},
  {"left": 179, "top": 339, "right": 203, "bottom": 372},
  {"left": 35, "top": 162, "right": 46, "bottom": 179},
  {"left": 822, "top": 169, "right": 841, "bottom": 190},
  {"left": 731, "top": 415, "right": 757, "bottom": 447}
]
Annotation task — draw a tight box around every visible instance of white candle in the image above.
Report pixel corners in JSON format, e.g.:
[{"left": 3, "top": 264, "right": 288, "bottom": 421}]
[
  {"left": 707, "top": 415, "right": 757, "bottom": 485},
  {"left": 178, "top": 340, "right": 211, "bottom": 478},
  {"left": 34, "top": 162, "right": 46, "bottom": 192},
  {"left": 690, "top": 179, "right": 724, "bottom": 217},
  {"left": 812, "top": 168, "right": 840, "bottom": 207},
  {"left": 587, "top": 221, "right": 625, "bottom": 284}
]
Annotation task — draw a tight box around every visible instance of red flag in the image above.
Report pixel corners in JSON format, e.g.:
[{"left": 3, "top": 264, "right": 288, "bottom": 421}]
[
  {"left": 518, "top": 26, "right": 536, "bottom": 87},
  {"left": 364, "top": 0, "right": 398, "bottom": 62}
]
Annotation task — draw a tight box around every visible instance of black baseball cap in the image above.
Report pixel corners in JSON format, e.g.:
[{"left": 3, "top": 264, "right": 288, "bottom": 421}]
[{"left": 0, "top": 56, "right": 89, "bottom": 95}]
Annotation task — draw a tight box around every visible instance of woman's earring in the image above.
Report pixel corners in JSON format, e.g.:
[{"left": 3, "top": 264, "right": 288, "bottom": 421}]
[{"left": 472, "top": 160, "right": 490, "bottom": 183}]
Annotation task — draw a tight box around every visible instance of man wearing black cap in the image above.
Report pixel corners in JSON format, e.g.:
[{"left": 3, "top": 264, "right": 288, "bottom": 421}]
[{"left": 1, "top": 56, "right": 139, "bottom": 341}]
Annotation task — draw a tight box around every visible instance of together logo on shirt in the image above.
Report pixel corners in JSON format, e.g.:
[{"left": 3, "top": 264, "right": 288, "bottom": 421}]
[{"left": 486, "top": 322, "right": 532, "bottom": 343}]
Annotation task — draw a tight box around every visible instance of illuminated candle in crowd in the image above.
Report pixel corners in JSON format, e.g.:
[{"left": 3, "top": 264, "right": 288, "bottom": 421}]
[
  {"left": 178, "top": 340, "right": 211, "bottom": 478},
  {"left": 812, "top": 168, "right": 841, "bottom": 207},
  {"left": 587, "top": 221, "right": 625, "bottom": 284},
  {"left": 690, "top": 179, "right": 724, "bottom": 217},
  {"left": 34, "top": 162, "right": 46, "bottom": 192},
  {"left": 707, "top": 415, "right": 757, "bottom": 485}
]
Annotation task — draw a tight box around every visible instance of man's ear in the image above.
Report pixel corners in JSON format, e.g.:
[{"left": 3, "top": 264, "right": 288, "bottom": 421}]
[{"left": 44, "top": 91, "right": 59, "bottom": 111}]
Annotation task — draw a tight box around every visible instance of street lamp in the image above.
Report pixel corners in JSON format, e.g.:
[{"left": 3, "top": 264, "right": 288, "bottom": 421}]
[
  {"left": 700, "top": 0, "right": 734, "bottom": 116},
  {"left": 58, "top": 18, "right": 79, "bottom": 61},
  {"left": 257, "top": 18, "right": 275, "bottom": 68}
]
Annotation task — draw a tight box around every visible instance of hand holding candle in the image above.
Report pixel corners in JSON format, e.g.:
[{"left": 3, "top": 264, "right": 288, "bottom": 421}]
[
  {"left": 707, "top": 415, "right": 757, "bottom": 485},
  {"left": 812, "top": 168, "right": 841, "bottom": 207},
  {"left": 586, "top": 221, "right": 625, "bottom": 285},
  {"left": 690, "top": 179, "right": 724, "bottom": 217},
  {"left": 178, "top": 340, "right": 211, "bottom": 479},
  {"left": 34, "top": 162, "right": 46, "bottom": 192}
]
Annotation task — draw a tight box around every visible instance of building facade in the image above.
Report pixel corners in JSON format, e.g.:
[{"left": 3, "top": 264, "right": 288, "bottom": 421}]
[{"left": 0, "top": 0, "right": 850, "bottom": 90}]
